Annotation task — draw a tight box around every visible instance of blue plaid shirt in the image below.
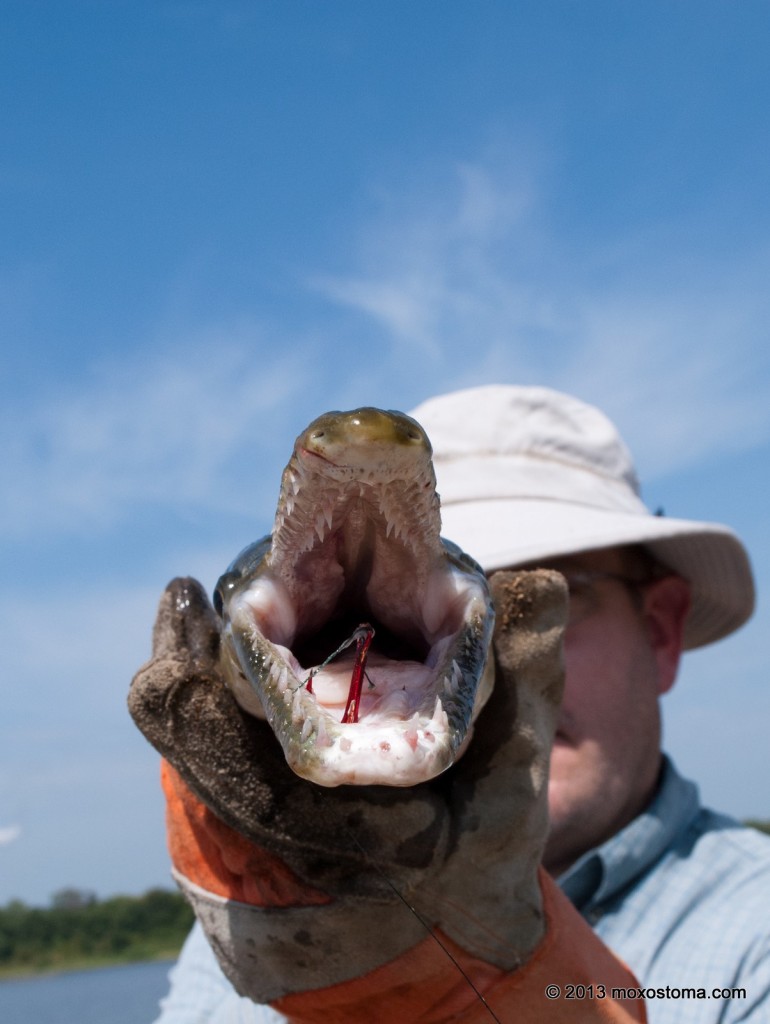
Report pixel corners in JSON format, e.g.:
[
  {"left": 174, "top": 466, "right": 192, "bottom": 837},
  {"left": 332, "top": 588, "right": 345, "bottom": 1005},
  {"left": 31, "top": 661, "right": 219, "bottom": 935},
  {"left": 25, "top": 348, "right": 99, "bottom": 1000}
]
[
  {"left": 154, "top": 757, "right": 770, "bottom": 1023},
  {"left": 559, "top": 756, "right": 770, "bottom": 1022}
]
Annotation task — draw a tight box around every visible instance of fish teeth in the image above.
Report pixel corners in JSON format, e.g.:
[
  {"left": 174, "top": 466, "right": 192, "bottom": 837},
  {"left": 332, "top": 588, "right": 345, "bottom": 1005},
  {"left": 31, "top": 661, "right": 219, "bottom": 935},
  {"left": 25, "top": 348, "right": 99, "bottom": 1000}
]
[
  {"left": 443, "top": 661, "right": 463, "bottom": 699},
  {"left": 314, "top": 513, "right": 327, "bottom": 542},
  {"left": 300, "top": 717, "right": 314, "bottom": 743},
  {"left": 316, "top": 718, "right": 332, "bottom": 748},
  {"left": 292, "top": 687, "right": 304, "bottom": 721},
  {"left": 299, "top": 529, "right": 316, "bottom": 554}
]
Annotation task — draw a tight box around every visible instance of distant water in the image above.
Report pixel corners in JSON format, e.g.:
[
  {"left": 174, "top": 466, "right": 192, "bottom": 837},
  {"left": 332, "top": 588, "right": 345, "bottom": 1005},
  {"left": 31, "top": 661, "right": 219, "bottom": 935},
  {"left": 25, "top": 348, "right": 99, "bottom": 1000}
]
[{"left": 0, "top": 959, "right": 174, "bottom": 1024}]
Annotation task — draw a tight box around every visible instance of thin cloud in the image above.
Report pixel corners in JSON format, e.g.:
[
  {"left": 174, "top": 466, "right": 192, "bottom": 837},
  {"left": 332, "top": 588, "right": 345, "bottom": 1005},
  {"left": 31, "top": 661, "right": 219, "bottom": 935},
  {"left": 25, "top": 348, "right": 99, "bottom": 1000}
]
[
  {"left": 0, "top": 825, "right": 22, "bottom": 847},
  {"left": 2, "top": 325, "right": 315, "bottom": 539},
  {"left": 560, "top": 278, "right": 770, "bottom": 479},
  {"left": 311, "top": 156, "right": 770, "bottom": 481},
  {"left": 310, "top": 155, "right": 542, "bottom": 361}
]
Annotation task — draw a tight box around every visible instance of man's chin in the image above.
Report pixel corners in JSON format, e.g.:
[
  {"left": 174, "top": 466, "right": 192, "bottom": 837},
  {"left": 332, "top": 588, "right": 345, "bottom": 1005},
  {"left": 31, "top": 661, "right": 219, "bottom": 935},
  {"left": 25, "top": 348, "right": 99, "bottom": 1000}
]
[{"left": 547, "top": 740, "right": 587, "bottom": 813}]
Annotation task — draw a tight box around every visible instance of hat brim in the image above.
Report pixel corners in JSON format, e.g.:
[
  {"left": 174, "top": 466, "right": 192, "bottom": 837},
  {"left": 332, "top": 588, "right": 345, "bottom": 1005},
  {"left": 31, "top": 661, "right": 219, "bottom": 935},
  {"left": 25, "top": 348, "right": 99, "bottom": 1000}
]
[{"left": 439, "top": 498, "right": 755, "bottom": 650}]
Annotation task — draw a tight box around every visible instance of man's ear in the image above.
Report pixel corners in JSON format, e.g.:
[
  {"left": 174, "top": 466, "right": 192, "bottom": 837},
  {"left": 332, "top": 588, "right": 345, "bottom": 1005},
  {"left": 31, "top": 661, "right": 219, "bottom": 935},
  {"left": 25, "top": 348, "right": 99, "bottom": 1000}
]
[{"left": 642, "top": 575, "right": 691, "bottom": 696}]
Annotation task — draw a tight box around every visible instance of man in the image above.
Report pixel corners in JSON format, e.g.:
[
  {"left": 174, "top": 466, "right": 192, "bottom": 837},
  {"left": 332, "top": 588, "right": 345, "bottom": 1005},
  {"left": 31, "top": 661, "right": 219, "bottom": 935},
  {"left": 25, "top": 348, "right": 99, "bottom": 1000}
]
[{"left": 140, "top": 385, "right": 769, "bottom": 1022}]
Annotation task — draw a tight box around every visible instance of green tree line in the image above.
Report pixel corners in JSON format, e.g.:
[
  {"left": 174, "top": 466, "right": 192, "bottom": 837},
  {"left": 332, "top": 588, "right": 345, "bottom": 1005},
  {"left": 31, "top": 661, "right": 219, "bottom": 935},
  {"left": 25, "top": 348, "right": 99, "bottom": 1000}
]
[
  {"left": 0, "top": 888, "right": 194, "bottom": 977},
  {"left": 746, "top": 820, "right": 770, "bottom": 836}
]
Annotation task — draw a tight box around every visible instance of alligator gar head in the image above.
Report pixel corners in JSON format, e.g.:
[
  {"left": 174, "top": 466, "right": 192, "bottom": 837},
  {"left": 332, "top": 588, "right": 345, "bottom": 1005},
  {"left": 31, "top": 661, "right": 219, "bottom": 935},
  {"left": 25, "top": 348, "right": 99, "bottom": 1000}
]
[{"left": 214, "top": 407, "right": 495, "bottom": 787}]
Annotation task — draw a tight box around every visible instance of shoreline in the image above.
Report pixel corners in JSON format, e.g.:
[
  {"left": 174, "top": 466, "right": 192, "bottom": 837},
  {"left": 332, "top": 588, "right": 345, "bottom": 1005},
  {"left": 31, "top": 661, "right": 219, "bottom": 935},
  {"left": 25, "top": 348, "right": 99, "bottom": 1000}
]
[{"left": 0, "top": 950, "right": 179, "bottom": 983}]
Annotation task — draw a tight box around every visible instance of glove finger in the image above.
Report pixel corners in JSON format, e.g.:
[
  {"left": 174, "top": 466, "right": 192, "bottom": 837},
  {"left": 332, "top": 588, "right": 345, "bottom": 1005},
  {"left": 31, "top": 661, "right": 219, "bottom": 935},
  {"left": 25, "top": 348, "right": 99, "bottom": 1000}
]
[
  {"left": 453, "top": 569, "right": 567, "bottom": 783},
  {"left": 129, "top": 577, "right": 229, "bottom": 763},
  {"left": 489, "top": 568, "right": 567, "bottom": 709},
  {"left": 148, "top": 575, "right": 221, "bottom": 668}
]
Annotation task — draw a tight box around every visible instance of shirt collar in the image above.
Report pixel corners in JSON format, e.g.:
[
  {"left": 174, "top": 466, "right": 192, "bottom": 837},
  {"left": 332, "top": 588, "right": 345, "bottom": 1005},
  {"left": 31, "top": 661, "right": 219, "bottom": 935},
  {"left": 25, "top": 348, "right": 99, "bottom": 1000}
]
[{"left": 558, "top": 755, "right": 700, "bottom": 911}]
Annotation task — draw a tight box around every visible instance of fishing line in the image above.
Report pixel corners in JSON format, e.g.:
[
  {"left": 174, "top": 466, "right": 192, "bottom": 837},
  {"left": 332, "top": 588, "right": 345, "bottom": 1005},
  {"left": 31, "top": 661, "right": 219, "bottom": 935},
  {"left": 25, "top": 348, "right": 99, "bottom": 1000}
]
[{"left": 341, "top": 822, "right": 503, "bottom": 1024}]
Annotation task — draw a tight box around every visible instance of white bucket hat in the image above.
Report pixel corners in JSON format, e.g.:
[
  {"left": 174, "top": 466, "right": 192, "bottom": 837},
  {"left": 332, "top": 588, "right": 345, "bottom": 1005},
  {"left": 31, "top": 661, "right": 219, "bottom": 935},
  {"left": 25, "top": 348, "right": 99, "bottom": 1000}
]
[{"left": 411, "top": 385, "right": 755, "bottom": 650}]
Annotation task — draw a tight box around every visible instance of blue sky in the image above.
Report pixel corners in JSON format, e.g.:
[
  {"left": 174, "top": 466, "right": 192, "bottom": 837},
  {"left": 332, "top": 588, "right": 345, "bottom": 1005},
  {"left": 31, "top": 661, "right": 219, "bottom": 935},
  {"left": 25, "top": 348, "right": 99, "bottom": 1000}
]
[{"left": 2, "top": 1, "right": 769, "bottom": 906}]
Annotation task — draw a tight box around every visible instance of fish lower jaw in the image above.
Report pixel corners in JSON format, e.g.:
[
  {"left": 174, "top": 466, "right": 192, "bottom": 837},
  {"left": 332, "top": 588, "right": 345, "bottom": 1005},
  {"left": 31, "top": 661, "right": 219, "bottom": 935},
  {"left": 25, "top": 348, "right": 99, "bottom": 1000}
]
[
  {"left": 251, "top": 649, "right": 463, "bottom": 786},
  {"left": 282, "top": 698, "right": 455, "bottom": 787},
  {"left": 224, "top": 606, "right": 490, "bottom": 787}
]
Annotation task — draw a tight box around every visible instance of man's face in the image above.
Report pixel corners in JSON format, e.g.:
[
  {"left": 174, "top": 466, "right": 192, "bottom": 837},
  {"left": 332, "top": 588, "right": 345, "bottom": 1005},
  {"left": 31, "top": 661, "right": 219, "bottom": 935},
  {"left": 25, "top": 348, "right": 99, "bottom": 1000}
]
[{"left": 527, "top": 547, "right": 690, "bottom": 877}]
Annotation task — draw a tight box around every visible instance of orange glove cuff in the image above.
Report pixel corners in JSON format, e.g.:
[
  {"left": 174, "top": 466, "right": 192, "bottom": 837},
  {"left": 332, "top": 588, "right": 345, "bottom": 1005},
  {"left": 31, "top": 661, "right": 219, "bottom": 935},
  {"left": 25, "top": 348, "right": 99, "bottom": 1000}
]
[
  {"left": 161, "top": 759, "right": 331, "bottom": 908},
  {"left": 272, "top": 872, "right": 646, "bottom": 1024}
]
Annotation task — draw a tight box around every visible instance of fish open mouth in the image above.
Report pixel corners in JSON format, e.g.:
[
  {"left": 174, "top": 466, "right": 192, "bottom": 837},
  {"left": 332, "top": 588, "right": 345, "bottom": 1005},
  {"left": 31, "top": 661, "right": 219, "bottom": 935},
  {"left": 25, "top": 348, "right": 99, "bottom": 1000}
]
[{"left": 214, "top": 408, "right": 495, "bottom": 788}]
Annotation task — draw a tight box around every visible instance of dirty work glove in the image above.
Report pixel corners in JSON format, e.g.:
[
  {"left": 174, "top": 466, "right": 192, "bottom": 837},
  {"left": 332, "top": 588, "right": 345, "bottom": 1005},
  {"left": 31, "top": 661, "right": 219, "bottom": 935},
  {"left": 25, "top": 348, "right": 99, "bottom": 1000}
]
[{"left": 129, "top": 571, "right": 645, "bottom": 1023}]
